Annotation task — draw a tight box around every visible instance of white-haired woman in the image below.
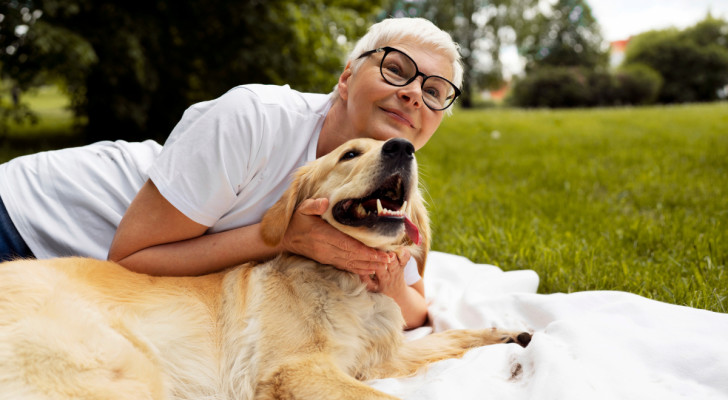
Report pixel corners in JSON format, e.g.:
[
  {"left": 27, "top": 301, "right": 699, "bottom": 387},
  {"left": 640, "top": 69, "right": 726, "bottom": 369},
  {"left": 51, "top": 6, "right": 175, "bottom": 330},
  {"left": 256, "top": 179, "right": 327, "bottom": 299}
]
[{"left": 0, "top": 17, "right": 462, "bottom": 328}]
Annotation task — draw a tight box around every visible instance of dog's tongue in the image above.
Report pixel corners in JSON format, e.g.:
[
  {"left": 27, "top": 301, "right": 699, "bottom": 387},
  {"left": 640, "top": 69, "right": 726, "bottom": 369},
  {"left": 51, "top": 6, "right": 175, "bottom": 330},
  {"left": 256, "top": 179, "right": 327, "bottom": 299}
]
[{"left": 404, "top": 216, "right": 421, "bottom": 245}]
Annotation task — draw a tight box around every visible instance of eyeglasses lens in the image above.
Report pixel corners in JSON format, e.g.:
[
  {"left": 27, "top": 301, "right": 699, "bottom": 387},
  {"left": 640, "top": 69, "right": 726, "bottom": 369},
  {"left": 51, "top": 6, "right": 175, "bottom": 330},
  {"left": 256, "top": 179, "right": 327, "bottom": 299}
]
[{"left": 380, "top": 50, "right": 456, "bottom": 110}]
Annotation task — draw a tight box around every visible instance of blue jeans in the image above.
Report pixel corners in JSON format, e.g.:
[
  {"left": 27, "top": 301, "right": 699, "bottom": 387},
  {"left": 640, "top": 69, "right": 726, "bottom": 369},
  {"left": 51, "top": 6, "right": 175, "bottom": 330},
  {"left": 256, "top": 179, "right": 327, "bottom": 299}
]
[{"left": 0, "top": 195, "right": 34, "bottom": 261}]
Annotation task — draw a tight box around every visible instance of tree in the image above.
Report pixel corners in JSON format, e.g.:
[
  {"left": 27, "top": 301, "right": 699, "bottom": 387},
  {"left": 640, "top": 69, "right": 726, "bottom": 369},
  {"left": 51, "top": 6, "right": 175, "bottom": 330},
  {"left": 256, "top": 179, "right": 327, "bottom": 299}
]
[
  {"left": 682, "top": 14, "right": 728, "bottom": 51},
  {"left": 623, "top": 16, "right": 728, "bottom": 103},
  {"left": 1, "top": 0, "right": 386, "bottom": 142},
  {"left": 382, "top": 0, "right": 539, "bottom": 108},
  {"left": 516, "top": 0, "right": 608, "bottom": 71},
  {"left": 1, "top": 1, "right": 41, "bottom": 134}
]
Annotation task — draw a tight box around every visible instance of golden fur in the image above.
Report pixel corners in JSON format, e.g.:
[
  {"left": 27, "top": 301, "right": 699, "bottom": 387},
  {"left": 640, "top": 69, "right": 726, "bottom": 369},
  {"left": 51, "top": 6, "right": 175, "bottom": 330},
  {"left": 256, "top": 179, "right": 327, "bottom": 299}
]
[{"left": 0, "top": 138, "right": 530, "bottom": 399}]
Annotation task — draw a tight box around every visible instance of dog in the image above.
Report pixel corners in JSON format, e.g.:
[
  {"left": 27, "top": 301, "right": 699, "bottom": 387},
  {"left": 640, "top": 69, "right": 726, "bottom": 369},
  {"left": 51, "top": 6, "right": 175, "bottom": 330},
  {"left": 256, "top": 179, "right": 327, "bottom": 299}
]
[{"left": 0, "top": 138, "right": 531, "bottom": 399}]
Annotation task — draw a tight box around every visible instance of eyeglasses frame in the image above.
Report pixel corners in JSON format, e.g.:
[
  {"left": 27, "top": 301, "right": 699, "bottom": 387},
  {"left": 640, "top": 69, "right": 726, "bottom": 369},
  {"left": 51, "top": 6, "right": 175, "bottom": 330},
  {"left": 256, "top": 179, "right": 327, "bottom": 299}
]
[{"left": 356, "top": 46, "right": 461, "bottom": 111}]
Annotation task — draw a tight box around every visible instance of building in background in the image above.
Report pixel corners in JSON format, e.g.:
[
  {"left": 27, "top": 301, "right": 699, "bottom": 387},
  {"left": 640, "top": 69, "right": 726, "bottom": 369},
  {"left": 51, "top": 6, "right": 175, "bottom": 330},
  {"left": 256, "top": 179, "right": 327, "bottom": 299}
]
[{"left": 609, "top": 38, "right": 630, "bottom": 68}]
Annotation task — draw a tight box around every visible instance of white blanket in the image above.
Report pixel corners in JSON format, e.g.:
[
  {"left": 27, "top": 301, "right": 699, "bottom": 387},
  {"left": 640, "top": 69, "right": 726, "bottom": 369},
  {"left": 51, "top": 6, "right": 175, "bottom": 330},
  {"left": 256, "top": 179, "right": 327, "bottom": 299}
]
[{"left": 369, "top": 252, "right": 728, "bottom": 399}]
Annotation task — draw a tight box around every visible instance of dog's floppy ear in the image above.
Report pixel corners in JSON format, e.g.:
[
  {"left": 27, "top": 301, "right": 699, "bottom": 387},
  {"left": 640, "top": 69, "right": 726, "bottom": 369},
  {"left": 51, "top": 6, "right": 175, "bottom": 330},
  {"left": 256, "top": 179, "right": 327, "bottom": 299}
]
[
  {"left": 260, "top": 165, "right": 316, "bottom": 247},
  {"left": 408, "top": 186, "right": 431, "bottom": 278}
]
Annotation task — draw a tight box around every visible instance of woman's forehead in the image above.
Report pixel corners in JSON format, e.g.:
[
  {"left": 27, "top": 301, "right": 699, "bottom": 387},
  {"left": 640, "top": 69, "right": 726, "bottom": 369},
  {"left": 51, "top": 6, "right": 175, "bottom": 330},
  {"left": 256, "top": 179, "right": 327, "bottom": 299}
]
[{"left": 385, "top": 41, "right": 454, "bottom": 80}]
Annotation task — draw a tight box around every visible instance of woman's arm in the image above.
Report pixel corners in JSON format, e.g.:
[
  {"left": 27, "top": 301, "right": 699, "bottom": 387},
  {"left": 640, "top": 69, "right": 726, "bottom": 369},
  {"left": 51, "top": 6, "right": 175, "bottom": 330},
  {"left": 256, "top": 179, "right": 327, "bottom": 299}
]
[
  {"left": 108, "top": 180, "right": 278, "bottom": 275},
  {"left": 361, "top": 249, "right": 428, "bottom": 329},
  {"left": 394, "top": 280, "right": 428, "bottom": 329},
  {"left": 108, "top": 180, "right": 391, "bottom": 276},
  {"left": 110, "top": 180, "right": 427, "bottom": 326}
]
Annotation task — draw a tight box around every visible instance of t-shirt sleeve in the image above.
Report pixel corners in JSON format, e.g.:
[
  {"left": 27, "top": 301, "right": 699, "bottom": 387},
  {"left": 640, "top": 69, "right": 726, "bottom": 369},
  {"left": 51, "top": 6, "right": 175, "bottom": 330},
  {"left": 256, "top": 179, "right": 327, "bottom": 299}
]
[
  {"left": 404, "top": 257, "right": 422, "bottom": 286},
  {"left": 147, "top": 87, "right": 266, "bottom": 226}
]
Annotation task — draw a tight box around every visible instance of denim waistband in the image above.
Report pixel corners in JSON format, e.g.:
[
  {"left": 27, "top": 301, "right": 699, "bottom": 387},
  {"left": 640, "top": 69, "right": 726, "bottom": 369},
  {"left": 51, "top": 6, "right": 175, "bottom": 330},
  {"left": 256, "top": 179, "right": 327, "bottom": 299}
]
[{"left": 0, "top": 194, "right": 34, "bottom": 261}]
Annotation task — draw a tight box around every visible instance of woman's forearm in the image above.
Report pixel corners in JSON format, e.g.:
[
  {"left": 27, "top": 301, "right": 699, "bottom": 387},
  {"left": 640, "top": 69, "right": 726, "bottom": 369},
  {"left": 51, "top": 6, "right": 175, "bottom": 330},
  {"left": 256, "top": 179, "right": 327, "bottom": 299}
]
[
  {"left": 392, "top": 281, "right": 428, "bottom": 329},
  {"left": 112, "top": 223, "right": 281, "bottom": 276}
]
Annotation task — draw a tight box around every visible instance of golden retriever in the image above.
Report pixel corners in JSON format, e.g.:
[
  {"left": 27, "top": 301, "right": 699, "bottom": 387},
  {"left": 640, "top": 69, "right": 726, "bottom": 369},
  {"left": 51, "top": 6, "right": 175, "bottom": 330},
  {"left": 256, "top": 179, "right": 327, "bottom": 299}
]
[{"left": 0, "top": 138, "right": 531, "bottom": 399}]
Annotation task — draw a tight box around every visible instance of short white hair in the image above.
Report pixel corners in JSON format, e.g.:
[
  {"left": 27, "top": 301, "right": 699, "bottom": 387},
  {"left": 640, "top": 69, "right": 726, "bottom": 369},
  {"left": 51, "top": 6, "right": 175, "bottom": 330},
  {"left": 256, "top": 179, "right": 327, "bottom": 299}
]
[{"left": 334, "top": 18, "right": 462, "bottom": 101}]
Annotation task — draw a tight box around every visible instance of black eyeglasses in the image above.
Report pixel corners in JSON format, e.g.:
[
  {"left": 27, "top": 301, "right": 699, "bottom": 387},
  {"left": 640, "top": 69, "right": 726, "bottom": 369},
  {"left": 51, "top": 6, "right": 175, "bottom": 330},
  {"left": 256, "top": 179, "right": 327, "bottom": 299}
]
[{"left": 357, "top": 46, "right": 461, "bottom": 111}]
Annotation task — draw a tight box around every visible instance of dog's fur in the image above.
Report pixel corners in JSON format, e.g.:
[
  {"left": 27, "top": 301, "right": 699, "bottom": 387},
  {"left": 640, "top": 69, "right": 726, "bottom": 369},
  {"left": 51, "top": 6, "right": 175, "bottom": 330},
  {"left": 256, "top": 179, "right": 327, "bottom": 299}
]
[{"left": 0, "top": 138, "right": 530, "bottom": 400}]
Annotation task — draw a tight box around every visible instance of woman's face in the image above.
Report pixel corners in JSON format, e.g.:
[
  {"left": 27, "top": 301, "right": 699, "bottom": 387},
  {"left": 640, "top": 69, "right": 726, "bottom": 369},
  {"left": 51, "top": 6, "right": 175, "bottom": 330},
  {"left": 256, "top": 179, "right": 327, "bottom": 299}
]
[{"left": 337, "top": 42, "right": 454, "bottom": 151}]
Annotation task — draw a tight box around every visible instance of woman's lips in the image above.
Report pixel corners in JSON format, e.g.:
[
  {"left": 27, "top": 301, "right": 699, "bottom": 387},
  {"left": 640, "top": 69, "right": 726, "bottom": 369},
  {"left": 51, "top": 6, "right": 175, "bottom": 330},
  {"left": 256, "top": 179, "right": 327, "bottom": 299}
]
[{"left": 381, "top": 107, "right": 414, "bottom": 128}]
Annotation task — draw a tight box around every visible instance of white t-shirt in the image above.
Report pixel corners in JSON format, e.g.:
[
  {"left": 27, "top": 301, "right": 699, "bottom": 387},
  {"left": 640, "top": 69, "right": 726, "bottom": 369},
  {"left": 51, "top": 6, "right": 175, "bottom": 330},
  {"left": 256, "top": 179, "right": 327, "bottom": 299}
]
[
  {"left": 147, "top": 84, "right": 329, "bottom": 233},
  {"left": 0, "top": 84, "right": 421, "bottom": 284},
  {"left": 0, "top": 139, "right": 161, "bottom": 259}
]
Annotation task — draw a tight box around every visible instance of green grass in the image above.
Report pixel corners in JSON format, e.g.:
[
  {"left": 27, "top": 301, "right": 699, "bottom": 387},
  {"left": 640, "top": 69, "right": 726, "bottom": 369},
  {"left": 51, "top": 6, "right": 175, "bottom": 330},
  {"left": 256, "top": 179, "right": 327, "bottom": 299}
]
[
  {"left": 420, "top": 103, "right": 727, "bottom": 312},
  {"left": 4, "top": 88, "right": 727, "bottom": 313},
  {"left": 1, "top": 85, "right": 81, "bottom": 159}
]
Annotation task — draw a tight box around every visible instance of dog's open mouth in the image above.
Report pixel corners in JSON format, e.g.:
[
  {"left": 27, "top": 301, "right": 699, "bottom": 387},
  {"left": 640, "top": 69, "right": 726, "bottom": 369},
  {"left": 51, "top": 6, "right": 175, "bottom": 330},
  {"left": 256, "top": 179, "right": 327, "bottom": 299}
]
[{"left": 332, "top": 174, "right": 420, "bottom": 245}]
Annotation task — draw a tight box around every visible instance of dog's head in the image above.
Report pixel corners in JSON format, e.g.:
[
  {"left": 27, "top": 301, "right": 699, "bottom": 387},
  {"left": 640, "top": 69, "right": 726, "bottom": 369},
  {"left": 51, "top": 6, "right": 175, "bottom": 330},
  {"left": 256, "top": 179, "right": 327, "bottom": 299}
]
[{"left": 260, "top": 138, "right": 430, "bottom": 277}]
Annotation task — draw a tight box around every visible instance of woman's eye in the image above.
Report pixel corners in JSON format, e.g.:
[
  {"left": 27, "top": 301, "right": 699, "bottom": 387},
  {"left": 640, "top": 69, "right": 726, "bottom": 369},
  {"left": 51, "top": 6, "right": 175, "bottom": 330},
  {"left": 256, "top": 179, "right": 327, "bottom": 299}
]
[
  {"left": 339, "top": 150, "right": 361, "bottom": 161},
  {"left": 386, "top": 65, "right": 403, "bottom": 77},
  {"left": 425, "top": 87, "right": 440, "bottom": 99}
]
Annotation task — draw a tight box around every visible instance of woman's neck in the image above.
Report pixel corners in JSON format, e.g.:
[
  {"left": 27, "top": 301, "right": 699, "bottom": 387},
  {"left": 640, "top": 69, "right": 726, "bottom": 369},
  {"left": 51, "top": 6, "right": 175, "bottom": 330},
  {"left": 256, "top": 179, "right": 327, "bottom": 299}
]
[{"left": 317, "top": 97, "right": 355, "bottom": 158}]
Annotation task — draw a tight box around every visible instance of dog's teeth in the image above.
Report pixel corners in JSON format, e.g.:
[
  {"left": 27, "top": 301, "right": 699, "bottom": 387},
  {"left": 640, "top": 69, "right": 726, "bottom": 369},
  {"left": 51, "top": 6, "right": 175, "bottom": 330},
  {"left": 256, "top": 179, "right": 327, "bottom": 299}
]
[
  {"left": 374, "top": 198, "right": 408, "bottom": 217},
  {"left": 356, "top": 203, "right": 367, "bottom": 218},
  {"left": 401, "top": 201, "right": 407, "bottom": 212}
]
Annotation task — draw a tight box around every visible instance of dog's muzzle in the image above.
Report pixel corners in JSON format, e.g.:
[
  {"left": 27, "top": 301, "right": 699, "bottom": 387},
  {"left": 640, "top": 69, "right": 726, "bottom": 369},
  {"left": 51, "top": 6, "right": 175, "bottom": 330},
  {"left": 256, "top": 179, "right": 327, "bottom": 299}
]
[{"left": 332, "top": 138, "right": 420, "bottom": 245}]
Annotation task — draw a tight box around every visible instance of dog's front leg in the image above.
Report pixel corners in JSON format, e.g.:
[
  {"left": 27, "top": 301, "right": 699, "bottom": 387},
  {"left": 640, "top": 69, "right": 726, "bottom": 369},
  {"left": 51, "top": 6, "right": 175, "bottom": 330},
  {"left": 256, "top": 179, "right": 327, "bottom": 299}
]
[
  {"left": 367, "top": 328, "right": 532, "bottom": 380},
  {"left": 256, "top": 354, "right": 398, "bottom": 400}
]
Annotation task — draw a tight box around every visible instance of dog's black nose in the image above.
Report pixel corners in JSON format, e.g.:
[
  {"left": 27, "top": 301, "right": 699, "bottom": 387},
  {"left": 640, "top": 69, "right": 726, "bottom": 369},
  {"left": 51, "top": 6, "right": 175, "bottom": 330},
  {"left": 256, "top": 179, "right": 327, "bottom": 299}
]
[{"left": 382, "top": 138, "right": 414, "bottom": 160}]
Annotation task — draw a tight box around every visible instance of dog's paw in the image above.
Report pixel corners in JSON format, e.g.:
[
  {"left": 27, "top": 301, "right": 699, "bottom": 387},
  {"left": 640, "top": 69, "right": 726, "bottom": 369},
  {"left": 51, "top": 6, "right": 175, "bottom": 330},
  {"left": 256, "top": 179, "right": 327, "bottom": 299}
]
[{"left": 505, "top": 332, "right": 532, "bottom": 348}]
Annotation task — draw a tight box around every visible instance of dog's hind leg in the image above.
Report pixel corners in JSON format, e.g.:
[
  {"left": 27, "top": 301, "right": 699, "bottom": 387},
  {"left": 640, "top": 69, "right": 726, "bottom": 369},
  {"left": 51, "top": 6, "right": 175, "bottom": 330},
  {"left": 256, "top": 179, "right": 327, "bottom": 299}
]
[
  {"left": 368, "top": 328, "right": 531, "bottom": 380},
  {"left": 256, "top": 354, "right": 399, "bottom": 400}
]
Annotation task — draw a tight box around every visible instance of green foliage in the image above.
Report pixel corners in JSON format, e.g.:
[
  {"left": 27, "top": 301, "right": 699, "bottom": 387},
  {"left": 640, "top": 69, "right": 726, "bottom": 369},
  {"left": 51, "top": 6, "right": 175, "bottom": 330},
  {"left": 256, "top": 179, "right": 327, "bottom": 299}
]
[
  {"left": 683, "top": 14, "right": 728, "bottom": 51},
  {"left": 419, "top": 103, "right": 728, "bottom": 312},
  {"left": 507, "top": 0, "right": 612, "bottom": 108},
  {"left": 510, "top": 63, "right": 665, "bottom": 108},
  {"left": 624, "top": 16, "right": 728, "bottom": 103},
  {"left": 386, "top": 0, "right": 540, "bottom": 108},
  {"left": 0, "top": 99, "right": 39, "bottom": 137},
  {"left": 517, "top": 0, "right": 608, "bottom": 71},
  {"left": 614, "top": 64, "right": 663, "bottom": 105},
  {"left": 2, "top": 0, "right": 385, "bottom": 142},
  {"left": 0, "top": 85, "right": 79, "bottom": 155},
  {"left": 509, "top": 66, "right": 589, "bottom": 108}
]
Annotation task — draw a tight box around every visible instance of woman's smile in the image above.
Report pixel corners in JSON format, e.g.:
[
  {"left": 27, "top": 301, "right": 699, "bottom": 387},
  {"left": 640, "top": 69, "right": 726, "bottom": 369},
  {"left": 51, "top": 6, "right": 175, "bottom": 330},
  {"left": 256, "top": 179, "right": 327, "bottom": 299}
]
[{"left": 381, "top": 107, "right": 415, "bottom": 128}]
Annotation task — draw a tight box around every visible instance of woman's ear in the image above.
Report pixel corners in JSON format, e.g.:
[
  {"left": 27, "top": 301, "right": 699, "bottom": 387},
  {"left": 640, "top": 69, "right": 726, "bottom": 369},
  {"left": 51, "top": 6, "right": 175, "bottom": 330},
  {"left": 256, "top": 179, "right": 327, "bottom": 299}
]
[{"left": 337, "top": 61, "right": 353, "bottom": 101}]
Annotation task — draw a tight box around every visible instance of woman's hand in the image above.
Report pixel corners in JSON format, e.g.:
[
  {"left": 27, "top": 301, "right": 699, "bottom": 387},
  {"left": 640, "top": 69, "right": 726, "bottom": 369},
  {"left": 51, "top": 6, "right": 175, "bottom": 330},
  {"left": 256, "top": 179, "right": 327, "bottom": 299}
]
[
  {"left": 282, "top": 198, "right": 393, "bottom": 276},
  {"left": 359, "top": 248, "right": 410, "bottom": 297},
  {"left": 360, "top": 248, "right": 428, "bottom": 329}
]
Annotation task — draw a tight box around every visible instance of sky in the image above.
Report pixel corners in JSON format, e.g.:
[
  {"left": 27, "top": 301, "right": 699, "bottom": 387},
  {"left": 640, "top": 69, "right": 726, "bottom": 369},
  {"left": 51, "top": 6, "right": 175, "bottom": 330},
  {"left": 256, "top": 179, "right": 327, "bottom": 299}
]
[
  {"left": 589, "top": 0, "right": 728, "bottom": 42},
  {"left": 499, "top": 0, "right": 728, "bottom": 77}
]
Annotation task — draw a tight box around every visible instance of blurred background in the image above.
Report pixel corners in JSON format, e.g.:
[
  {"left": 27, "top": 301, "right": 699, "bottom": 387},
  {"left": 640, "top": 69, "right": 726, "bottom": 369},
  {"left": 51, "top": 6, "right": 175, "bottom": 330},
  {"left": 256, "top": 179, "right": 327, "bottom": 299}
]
[{"left": 1, "top": 0, "right": 727, "bottom": 144}]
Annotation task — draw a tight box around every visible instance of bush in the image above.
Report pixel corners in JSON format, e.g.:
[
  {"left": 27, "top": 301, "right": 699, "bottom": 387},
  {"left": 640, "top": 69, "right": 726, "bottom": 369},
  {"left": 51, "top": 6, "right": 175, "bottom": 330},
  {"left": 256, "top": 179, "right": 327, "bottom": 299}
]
[
  {"left": 615, "top": 64, "right": 663, "bottom": 105},
  {"left": 509, "top": 65, "right": 665, "bottom": 108},
  {"left": 509, "top": 67, "right": 590, "bottom": 108},
  {"left": 624, "top": 18, "right": 728, "bottom": 103},
  {"left": 585, "top": 70, "right": 619, "bottom": 107}
]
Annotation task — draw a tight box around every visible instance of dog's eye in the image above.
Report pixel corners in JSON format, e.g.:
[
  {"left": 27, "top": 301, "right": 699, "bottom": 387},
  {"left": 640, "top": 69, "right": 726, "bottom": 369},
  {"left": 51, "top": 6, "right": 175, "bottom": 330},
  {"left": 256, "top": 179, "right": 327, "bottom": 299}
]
[{"left": 339, "top": 150, "right": 361, "bottom": 162}]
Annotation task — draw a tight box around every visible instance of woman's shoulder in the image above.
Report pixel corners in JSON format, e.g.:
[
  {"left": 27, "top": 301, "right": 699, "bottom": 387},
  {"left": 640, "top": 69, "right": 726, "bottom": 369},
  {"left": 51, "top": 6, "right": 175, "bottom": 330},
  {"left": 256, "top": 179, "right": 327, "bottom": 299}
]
[{"left": 224, "top": 84, "right": 332, "bottom": 115}]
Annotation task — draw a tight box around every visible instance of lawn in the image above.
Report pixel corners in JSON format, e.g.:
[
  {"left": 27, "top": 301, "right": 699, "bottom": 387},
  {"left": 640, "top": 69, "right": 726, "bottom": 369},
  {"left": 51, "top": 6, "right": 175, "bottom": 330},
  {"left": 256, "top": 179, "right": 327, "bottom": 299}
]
[
  {"left": 3, "top": 89, "right": 727, "bottom": 313},
  {"left": 420, "top": 103, "right": 727, "bottom": 312},
  {"left": 0, "top": 85, "right": 80, "bottom": 160}
]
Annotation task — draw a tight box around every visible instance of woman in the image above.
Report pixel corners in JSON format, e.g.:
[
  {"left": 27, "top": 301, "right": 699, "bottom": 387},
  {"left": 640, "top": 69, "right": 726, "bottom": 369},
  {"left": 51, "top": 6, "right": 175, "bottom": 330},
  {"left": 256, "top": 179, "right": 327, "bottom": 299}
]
[{"left": 0, "top": 17, "right": 462, "bottom": 328}]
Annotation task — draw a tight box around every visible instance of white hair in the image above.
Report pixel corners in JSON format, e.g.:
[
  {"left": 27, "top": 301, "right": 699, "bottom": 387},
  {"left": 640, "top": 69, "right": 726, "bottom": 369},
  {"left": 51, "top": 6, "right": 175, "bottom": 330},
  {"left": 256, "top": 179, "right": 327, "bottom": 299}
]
[{"left": 333, "top": 18, "right": 462, "bottom": 103}]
